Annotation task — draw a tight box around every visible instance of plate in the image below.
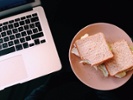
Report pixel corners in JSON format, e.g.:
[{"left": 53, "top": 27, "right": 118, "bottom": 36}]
[{"left": 69, "top": 22, "right": 133, "bottom": 90}]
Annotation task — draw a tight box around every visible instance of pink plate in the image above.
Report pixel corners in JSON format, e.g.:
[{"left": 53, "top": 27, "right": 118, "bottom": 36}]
[{"left": 69, "top": 22, "right": 133, "bottom": 90}]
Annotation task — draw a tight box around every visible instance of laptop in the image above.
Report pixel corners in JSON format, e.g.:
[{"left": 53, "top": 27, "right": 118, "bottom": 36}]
[{"left": 0, "top": 0, "right": 62, "bottom": 90}]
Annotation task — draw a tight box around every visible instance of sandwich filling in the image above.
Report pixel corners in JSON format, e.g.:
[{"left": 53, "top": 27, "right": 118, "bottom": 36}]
[
  {"left": 105, "top": 40, "right": 133, "bottom": 76},
  {"left": 75, "top": 32, "right": 113, "bottom": 66},
  {"left": 71, "top": 33, "right": 133, "bottom": 78}
]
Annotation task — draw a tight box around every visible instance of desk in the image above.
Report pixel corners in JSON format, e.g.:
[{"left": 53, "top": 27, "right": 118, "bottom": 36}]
[{"left": 0, "top": 0, "right": 133, "bottom": 100}]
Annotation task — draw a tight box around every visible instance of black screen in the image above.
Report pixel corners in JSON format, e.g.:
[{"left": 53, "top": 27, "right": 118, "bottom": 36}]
[{"left": 0, "top": 0, "right": 34, "bottom": 11}]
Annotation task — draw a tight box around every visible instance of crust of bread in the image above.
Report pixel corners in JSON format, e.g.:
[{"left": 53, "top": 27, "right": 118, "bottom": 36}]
[
  {"left": 75, "top": 32, "right": 113, "bottom": 66},
  {"left": 105, "top": 39, "right": 133, "bottom": 76}
]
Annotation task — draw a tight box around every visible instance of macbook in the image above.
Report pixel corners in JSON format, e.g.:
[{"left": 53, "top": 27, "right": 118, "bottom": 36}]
[{"left": 0, "top": 0, "right": 62, "bottom": 90}]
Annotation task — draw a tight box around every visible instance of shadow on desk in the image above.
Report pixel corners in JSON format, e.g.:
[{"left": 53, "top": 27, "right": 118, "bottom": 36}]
[
  {"left": 0, "top": 73, "right": 50, "bottom": 100},
  {"left": 0, "top": 68, "right": 132, "bottom": 100}
]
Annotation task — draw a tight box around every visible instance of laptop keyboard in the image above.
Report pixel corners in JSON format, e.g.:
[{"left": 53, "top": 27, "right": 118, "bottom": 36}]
[{"left": 0, "top": 13, "right": 46, "bottom": 56}]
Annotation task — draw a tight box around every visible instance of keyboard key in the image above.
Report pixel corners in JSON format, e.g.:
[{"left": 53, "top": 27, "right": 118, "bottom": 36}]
[
  {"left": 0, "top": 46, "right": 15, "bottom": 56},
  {"left": 4, "top": 37, "right": 9, "bottom": 42},
  {"left": 2, "top": 43, "right": 8, "bottom": 48},
  {"left": 13, "top": 29, "right": 18, "bottom": 33},
  {"left": 18, "top": 27, "right": 24, "bottom": 32},
  {"left": 23, "top": 42, "right": 29, "bottom": 48},
  {"left": 25, "top": 19, "right": 30, "bottom": 24},
  {"left": 10, "top": 35, "right": 15, "bottom": 40},
  {"left": 1, "top": 32, "right": 6, "bottom": 37},
  {"left": 20, "top": 38, "right": 25, "bottom": 43},
  {"left": 21, "top": 16, "right": 26, "bottom": 20},
  {"left": 30, "top": 24, "right": 35, "bottom": 28},
  {"left": 34, "top": 39, "right": 40, "bottom": 45},
  {"left": 26, "top": 36, "right": 31, "bottom": 41},
  {"left": 26, "top": 15, "right": 31, "bottom": 18},
  {"left": 2, "top": 25, "right": 8, "bottom": 31},
  {"left": 15, "top": 18, "right": 20, "bottom": 22},
  {"left": 7, "top": 30, "right": 12, "bottom": 35},
  {"left": 16, "top": 44, "right": 23, "bottom": 51},
  {"left": 0, "top": 45, "right": 2, "bottom": 50},
  {"left": 14, "top": 22, "right": 19, "bottom": 27},
  {"left": 3, "top": 22, "right": 8, "bottom": 25},
  {"left": 31, "top": 32, "right": 44, "bottom": 39},
  {"left": 8, "top": 24, "right": 14, "bottom": 29},
  {"left": 0, "top": 27, "right": 2, "bottom": 32},
  {"left": 31, "top": 17, "right": 39, "bottom": 22},
  {"left": 0, "top": 39, "right": 3, "bottom": 43},
  {"left": 32, "top": 13, "right": 37, "bottom": 17},
  {"left": 21, "top": 31, "right": 27, "bottom": 36},
  {"left": 35, "top": 22, "right": 42, "bottom": 31},
  {"left": 24, "top": 25, "right": 29, "bottom": 30},
  {"left": 14, "top": 39, "right": 20, "bottom": 45},
  {"left": 29, "top": 43, "right": 34, "bottom": 47},
  {"left": 9, "top": 20, "right": 14, "bottom": 23},
  {"left": 27, "top": 30, "right": 32, "bottom": 35},
  {"left": 8, "top": 41, "right": 14, "bottom": 46},
  {"left": 20, "top": 21, "right": 25, "bottom": 25},
  {"left": 15, "top": 33, "right": 21, "bottom": 38},
  {"left": 33, "top": 28, "right": 38, "bottom": 33},
  {"left": 41, "top": 39, "right": 46, "bottom": 43}
]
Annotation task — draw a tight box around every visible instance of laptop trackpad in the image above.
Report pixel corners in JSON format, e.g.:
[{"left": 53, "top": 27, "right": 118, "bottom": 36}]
[{"left": 0, "top": 55, "right": 28, "bottom": 89}]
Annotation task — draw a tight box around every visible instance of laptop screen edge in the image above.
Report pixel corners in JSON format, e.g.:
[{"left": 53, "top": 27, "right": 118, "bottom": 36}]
[{"left": 0, "top": 0, "right": 41, "bottom": 18}]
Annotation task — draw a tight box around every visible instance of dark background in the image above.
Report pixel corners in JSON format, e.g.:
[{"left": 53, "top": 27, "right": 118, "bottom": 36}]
[{"left": 0, "top": 0, "right": 133, "bottom": 100}]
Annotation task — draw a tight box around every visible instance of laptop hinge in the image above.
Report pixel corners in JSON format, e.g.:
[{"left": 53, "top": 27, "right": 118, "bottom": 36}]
[{"left": 0, "top": 7, "right": 32, "bottom": 19}]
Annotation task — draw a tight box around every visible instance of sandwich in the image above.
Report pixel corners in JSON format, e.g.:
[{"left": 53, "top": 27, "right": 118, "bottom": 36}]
[
  {"left": 71, "top": 32, "right": 133, "bottom": 78},
  {"left": 104, "top": 39, "right": 133, "bottom": 78},
  {"left": 74, "top": 32, "right": 113, "bottom": 66}
]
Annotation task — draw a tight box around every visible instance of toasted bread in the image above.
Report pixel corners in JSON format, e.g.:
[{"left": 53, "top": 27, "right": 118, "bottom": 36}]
[
  {"left": 75, "top": 32, "right": 113, "bottom": 66},
  {"left": 105, "top": 40, "right": 133, "bottom": 76}
]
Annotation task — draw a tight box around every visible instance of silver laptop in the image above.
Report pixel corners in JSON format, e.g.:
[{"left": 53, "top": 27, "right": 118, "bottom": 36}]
[{"left": 0, "top": 0, "right": 62, "bottom": 90}]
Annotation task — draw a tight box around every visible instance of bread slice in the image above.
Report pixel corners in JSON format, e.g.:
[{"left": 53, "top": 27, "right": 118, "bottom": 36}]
[
  {"left": 105, "top": 40, "right": 133, "bottom": 76},
  {"left": 75, "top": 32, "right": 113, "bottom": 66}
]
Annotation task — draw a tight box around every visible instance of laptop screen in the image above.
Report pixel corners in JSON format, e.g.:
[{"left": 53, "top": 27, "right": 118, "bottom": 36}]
[{"left": 0, "top": 0, "right": 34, "bottom": 11}]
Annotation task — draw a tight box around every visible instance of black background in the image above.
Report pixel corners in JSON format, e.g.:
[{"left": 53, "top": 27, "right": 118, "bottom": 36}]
[{"left": 0, "top": 0, "right": 133, "bottom": 100}]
